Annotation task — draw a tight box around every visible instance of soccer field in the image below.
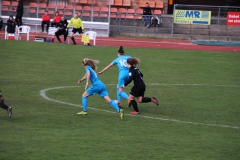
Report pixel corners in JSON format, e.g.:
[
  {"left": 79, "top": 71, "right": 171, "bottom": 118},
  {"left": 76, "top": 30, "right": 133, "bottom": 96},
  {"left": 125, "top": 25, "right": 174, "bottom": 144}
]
[{"left": 0, "top": 40, "right": 240, "bottom": 159}]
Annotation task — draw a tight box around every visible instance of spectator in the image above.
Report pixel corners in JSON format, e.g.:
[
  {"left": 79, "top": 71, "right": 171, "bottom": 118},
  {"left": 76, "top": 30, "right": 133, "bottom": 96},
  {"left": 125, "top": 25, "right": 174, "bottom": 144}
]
[
  {"left": 66, "top": 13, "right": 84, "bottom": 45},
  {"left": 0, "top": 17, "right": 3, "bottom": 30},
  {"left": 41, "top": 11, "right": 51, "bottom": 33},
  {"left": 6, "top": 15, "right": 16, "bottom": 34},
  {"left": 151, "top": 15, "right": 160, "bottom": 27},
  {"left": 143, "top": 2, "right": 153, "bottom": 28},
  {"left": 51, "top": 11, "right": 61, "bottom": 27},
  {"left": 55, "top": 16, "right": 68, "bottom": 43},
  {"left": 14, "top": 0, "right": 23, "bottom": 27}
]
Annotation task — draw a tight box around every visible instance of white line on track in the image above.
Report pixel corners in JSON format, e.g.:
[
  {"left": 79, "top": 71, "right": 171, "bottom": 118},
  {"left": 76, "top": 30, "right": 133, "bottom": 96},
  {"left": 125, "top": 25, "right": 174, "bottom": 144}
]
[{"left": 39, "top": 84, "right": 240, "bottom": 129}]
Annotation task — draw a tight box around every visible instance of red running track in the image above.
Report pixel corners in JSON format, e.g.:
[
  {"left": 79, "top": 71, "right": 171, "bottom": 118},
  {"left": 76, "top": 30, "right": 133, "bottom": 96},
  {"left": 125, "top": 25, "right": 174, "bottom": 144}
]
[{"left": 1, "top": 31, "right": 240, "bottom": 52}]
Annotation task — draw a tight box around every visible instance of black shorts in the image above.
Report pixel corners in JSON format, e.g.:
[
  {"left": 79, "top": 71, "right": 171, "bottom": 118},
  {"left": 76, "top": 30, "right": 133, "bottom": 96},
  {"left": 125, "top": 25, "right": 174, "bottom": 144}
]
[
  {"left": 130, "top": 82, "right": 146, "bottom": 97},
  {"left": 72, "top": 28, "right": 83, "bottom": 34}
]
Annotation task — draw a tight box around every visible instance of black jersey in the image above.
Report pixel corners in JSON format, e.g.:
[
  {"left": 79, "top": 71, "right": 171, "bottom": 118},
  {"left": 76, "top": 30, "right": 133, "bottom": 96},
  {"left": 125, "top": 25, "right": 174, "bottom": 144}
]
[{"left": 124, "top": 66, "right": 144, "bottom": 87}]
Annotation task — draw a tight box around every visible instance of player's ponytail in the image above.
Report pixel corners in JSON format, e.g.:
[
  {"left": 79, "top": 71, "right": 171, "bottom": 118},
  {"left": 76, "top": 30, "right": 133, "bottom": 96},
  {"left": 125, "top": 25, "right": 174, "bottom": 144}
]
[
  {"left": 127, "top": 57, "right": 140, "bottom": 66},
  {"left": 82, "top": 58, "right": 99, "bottom": 71},
  {"left": 118, "top": 46, "right": 124, "bottom": 55}
]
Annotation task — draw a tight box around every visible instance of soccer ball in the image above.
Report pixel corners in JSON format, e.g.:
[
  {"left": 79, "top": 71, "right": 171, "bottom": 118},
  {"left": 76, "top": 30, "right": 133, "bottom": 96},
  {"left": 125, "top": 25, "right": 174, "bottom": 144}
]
[{"left": 46, "top": 38, "right": 51, "bottom": 42}]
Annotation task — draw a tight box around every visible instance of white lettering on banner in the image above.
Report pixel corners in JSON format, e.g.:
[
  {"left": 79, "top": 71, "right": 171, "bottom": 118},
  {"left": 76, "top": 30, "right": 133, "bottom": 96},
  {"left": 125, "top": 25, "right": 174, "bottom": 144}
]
[
  {"left": 229, "top": 14, "right": 240, "bottom": 18},
  {"left": 234, "top": 19, "right": 240, "bottom": 23}
]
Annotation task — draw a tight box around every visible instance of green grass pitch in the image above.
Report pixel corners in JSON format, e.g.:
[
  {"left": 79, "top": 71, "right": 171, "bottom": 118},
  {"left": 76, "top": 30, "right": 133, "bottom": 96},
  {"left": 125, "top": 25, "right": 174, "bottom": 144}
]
[{"left": 0, "top": 40, "right": 240, "bottom": 159}]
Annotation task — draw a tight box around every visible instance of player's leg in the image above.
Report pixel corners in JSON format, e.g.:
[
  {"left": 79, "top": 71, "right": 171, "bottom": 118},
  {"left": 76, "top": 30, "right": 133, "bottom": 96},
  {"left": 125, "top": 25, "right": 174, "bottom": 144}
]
[
  {"left": 137, "top": 84, "right": 159, "bottom": 106},
  {"left": 70, "top": 29, "right": 77, "bottom": 45},
  {"left": 0, "top": 103, "right": 12, "bottom": 117},
  {"left": 128, "top": 94, "right": 139, "bottom": 114},
  {"left": 55, "top": 30, "right": 61, "bottom": 42}
]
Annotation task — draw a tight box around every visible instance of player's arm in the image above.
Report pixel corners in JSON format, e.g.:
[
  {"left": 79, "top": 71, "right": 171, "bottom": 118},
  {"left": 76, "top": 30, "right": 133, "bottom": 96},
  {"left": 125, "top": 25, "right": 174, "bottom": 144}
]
[
  {"left": 66, "top": 18, "right": 72, "bottom": 30},
  {"left": 84, "top": 70, "right": 90, "bottom": 90},
  {"left": 78, "top": 74, "right": 87, "bottom": 84},
  {"left": 123, "top": 68, "right": 134, "bottom": 87},
  {"left": 98, "top": 63, "right": 113, "bottom": 75}
]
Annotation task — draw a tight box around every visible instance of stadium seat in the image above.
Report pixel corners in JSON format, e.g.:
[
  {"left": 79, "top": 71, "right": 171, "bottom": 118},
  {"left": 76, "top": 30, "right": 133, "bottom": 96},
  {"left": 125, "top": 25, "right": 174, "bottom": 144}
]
[
  {"left": 64, "top": 5, "right": 73, "bottom": 17},
  {"left": 106, "top": 0, "right": 114, "bottom": 5},
  {"left": 84, "top": 31, "right": 97, "bottom": 46},
  {"left": 118, "top": 8, "right": 126, "bottom": 19},
  {"left": 153, "top": 9, "right": 162, "bottom": 16},
  {"left": 18, "top": 26, "right": 31, "bottom": 41},
  {"left": 126, "top": 8, "right": 135, "bottom": 19},
  {"left": 79, "top": 0, "right": 88, "bottom": 4},
  {"left": 9, "top": 1, "right": 18, "bottom": 13},
  {"left": 28, "top": 3, "right": 37, "bottom": 16},
  {"left": 47, "top": 4, "right": 55, "bottom": 16},
  {"left": 135, "top": 8, "right": 143, "bottom": 20},
  {"left": 99, "top": 7, "right": 109, "bottom": 19},
  {"left": 139, "top": 1, "right": 146, "bottom": 8},
  {"left": 92, "top": 6, "right": 100, "bottom": 18},
  {"left": 113, "top": 0, "right": 123, "bottom": 6},
  {"left": 155, "top": 1, "right": 164, "bottom": 9},
  {"left": 1, "top": 1, "right": 10, "bottom": 13},
  {"left": 82, "top": 6, "right": 91, "bottom": 14},
  {"left": 57, "top": 4, "right": 65, "bottom": 15},
  {"left": 38, "top": 3, "right": 47, "bottom": 16},
  {"left": 87, "top": 0, "right": 96, "bottom": 5},
  {"left": 148, "top": 1, "right": 155, "bottom": 8},
  {"left": 75, "top": 5, "right": 83, "bottom": 14},
  {"left": 5, "top": 25, "right": 18, "bottom": 40},
  {"left": 110, "top": 7, "right": 118, "bottom": 19},
  {"left": 122, "top": 0, "right": 131, "bottom": 7}
]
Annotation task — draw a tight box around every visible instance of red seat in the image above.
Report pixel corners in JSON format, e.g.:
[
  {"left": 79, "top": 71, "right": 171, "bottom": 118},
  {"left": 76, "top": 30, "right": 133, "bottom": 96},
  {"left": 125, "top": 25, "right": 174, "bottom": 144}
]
[
  {"left": 28, "top": 3, "right": 37, "bottom": 15},
  {"left": 110, "top": 7, "right": 118, "bottom": 19},
  {"left": 118, "top": 8, "right": 126, "bottom": 19},
  {"left": 38, "top": 3, "right": 47, "bottom": 16},
  {"left": 153, "top": 10, "right": 162, "bottom": 15},
  {"left": 1, "top": 1, "right": 10, "bottom": 12},
  {"left": 155, "top": 1, "right": 164, "bottom": 9},
  {"left": 79, "top": 0, "right": 88, "bottom": 4},
  {"left": 113, "top": 0, "right": 123, "bottom": 6},
  {"left": 87, "top": 0, "right": 96, "bottom": 5},
  {"left": 75, "top": 5, "right": 83, "bottom": 14},
  {"left": 123, "top": 0, "right": 131, "bottom": 7},
  {"left": 9, "top": 1, "right": 18, "bottom": 12},
  {"left": 99, "top": 13, "right": 108, "bottom": 18}
]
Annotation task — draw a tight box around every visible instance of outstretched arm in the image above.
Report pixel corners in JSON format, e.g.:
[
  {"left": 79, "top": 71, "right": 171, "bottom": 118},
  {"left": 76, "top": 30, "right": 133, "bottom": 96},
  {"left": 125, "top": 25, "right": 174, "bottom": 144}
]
[
  {"left": 98, "top": 63, "right": 113, "bottom": 75},
  {"left": 78, "top": 74, "right": 87, "bottom": 84}
]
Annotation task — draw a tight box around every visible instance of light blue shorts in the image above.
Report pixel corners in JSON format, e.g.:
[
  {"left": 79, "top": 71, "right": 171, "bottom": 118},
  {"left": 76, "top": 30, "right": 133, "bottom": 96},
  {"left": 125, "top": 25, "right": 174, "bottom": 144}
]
[
  {"left": 118, "top": 71, "right": 129, "bottom": 88},
  {"left": 86, "top": 82, "right": 108, "bottom": 98}
]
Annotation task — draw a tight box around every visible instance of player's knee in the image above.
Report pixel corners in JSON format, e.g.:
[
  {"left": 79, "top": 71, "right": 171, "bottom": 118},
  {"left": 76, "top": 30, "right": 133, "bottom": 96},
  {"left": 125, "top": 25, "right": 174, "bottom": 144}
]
[{"left": 137, "top": 99, "right": 142, "bottom": 103}]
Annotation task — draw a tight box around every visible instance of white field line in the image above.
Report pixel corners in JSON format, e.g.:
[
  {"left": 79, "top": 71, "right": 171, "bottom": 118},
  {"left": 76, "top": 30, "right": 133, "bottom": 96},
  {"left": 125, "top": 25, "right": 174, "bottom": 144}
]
[{"left": 39, "top": 84, "right": 240, "bottom": 129}]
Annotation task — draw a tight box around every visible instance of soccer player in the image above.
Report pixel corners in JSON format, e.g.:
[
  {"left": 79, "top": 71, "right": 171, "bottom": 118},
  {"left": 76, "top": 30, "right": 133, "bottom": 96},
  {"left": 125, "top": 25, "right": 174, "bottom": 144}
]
[
  {"left": 123, "top": 58, "right": 159, "bottom": 114},
  {"left": 66, "top": 13, "right": 87, "bottom": 45},
  {"left": 77, "top": 58, "right": 124, "bottom": 119},
  {"left": 98, "top": 46, "right": 131, "bottom": 108},
  {"left": 0, "top": 91, "right": 12, "bottom": 117}
]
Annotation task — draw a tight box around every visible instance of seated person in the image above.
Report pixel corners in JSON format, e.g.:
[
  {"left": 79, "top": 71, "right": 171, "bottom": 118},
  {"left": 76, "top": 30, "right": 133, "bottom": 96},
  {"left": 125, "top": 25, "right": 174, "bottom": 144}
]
[
  {"left": 0, "top": 91, "right": 12, "bottom": 118},
  {"left": 55, "top": 16, "right": 68, "bottom": 43},
  {"left": 0, "top": 16, "right": 3, "bottom": 30},
  {"left": 7, "top": 15, "right": 16, "bottom": 34},
  {"left": 143, "top": 2, "right": 153, "bottom": 28},
  {"left": 151, "top": 15, "right": 160, "bottom": 27},
  {"left": 51, "top": 11, "right": 61, "bottom": 27},
  {"left": 41, "top": 10, "right": 51, "bottom": 33}
]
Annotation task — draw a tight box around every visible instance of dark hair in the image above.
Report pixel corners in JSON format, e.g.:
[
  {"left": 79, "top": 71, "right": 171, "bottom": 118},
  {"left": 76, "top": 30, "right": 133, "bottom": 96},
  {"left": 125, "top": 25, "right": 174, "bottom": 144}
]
[
  {"left": 127, "top": 58, "right": 140, "bottom": 66},
  {"left": 118, "top": 46, "right": 124, "bottom": 55}
]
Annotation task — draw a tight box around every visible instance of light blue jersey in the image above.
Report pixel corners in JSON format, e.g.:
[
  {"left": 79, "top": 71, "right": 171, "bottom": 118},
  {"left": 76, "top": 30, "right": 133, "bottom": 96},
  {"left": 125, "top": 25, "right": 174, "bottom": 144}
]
[
  {"left": 85, "top": 66, "right": 108, "bottom": 98},
  {"left": 111, "top": 55, "right": 131, "bottom": 88}
]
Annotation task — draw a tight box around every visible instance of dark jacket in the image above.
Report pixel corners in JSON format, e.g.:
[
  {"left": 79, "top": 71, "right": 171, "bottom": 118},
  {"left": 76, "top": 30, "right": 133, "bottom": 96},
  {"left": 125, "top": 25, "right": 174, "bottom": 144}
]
[
  {"left": 17, "top": 0, "right": 24, "bottom": 13},
  {"left": 7, "top": 19, "right": 16, "bottom": 33},
  {"left": 143, "top": 7, "right": 152, "bottom": 15},
  {"left": 0, "top": 18, "right": 3, "bottom": 30},
  {"left": 57, "top": 19, "right": 68, "bottom": 30}
]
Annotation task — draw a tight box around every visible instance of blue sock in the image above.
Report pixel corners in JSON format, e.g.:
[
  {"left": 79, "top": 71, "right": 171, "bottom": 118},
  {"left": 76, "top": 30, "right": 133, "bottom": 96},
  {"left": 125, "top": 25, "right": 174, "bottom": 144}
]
[
  {"left": 82, "top": 96, "right": 88, "bottom": 112},
  {"left": 109, "top": 100, "right": 120, "bottom": 112},
  {"left": 116, "top": 88, "right": 121, "bottom": 102},
  {"left": 119, "top": 91, "right": 129, "bottom": 100}
]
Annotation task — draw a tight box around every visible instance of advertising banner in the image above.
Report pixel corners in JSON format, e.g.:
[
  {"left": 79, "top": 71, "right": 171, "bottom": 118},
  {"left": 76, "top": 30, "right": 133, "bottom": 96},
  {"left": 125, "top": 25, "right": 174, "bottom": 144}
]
[
  {"left": 227, "top": 12, "right": 240, "bottom": 26},
  {"left": 174, "top": 9, "right": 211, "bottom": 25}
]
